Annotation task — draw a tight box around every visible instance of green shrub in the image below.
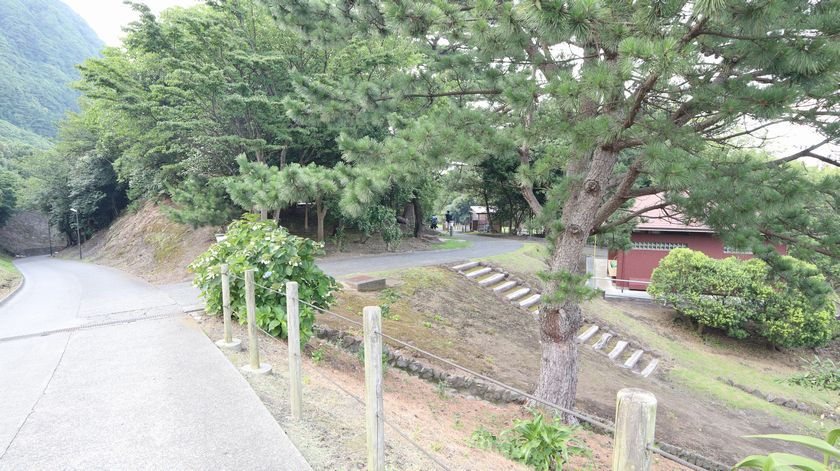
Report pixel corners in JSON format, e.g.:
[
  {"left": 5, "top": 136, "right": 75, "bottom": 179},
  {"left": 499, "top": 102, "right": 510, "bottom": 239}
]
[
  {"left": 788, "top": 356, "right": 840, "bottom": 392},
  {"left": 733, "top": 428, "right": 839, "bottom": 470},
  {"left": 189, "top": 215, "right": 339, "bottom": 343},
  {"left": 470, "top": 410, "right": 587, "bottom": 470},
  {"left": 648, "top": 248, "right": 836, "bottom": 348}
]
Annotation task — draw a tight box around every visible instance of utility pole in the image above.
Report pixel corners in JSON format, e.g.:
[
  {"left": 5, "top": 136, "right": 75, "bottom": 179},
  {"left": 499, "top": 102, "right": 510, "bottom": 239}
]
[
  {"left": 70, "top": 208, "right": 81, "bottom": 260},
  {"left": 47, "top": 218, "right": 53, "bottom": 257}
]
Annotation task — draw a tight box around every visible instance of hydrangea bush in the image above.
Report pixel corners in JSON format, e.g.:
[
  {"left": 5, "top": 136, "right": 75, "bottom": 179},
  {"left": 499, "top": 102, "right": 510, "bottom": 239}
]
[{"left": 189, "top": 215, "right": 339, "bottom": 343}]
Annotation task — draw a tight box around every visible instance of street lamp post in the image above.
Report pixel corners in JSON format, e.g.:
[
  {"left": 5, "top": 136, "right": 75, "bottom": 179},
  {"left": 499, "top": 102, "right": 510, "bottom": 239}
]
[
  {"left": 47, "top": 219, "right": 53, "bottom": 257},
  {"left": 70, "top": 208, "right": 81, "bottom": 260}
]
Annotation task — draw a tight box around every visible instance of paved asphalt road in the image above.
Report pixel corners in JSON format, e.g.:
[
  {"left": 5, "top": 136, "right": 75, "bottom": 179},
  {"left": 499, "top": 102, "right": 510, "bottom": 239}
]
[
  {"left": 0, "top": 233, "right": 523, "bottom": 469},
  {"left": 317, "top": 233, "right": 525, "bottom": 276},
  {"left": 0, "top": 257, "right": 311, "bottom": 470}
]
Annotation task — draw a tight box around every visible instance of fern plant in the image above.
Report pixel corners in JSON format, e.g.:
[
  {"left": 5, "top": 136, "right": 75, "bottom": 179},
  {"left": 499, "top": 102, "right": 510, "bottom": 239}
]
[{"left": 733, "top": 429, "right": 840, "bottom": 470}]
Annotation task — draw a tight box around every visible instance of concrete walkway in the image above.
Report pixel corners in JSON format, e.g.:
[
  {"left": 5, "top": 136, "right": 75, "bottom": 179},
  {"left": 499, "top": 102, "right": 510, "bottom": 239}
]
[{"left": 0, "top": 257, "right": 310, "bottom": 470}]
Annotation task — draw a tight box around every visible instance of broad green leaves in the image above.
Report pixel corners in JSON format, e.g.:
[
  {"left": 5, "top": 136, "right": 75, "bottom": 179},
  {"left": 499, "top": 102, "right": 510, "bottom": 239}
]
[
  {"left": 734, "top": 429, "right": 840, "bottom": 470},
  {"left": 189, "top": 215, "right": 339, "bottom": 342}
]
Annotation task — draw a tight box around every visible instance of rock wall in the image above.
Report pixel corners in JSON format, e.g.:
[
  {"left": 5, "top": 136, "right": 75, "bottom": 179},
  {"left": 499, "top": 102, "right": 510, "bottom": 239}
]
[{"left": 0, "top": 211, "right": 66, "bottom": 256}]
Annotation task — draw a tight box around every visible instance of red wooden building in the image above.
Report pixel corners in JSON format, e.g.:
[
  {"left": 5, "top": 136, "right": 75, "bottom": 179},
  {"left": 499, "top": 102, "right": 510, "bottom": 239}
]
[{"left": 608, "top": 195, "right": 783, "bottom": 290}]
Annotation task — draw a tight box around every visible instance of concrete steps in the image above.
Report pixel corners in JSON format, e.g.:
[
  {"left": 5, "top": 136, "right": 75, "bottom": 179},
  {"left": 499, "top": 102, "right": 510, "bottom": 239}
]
[{"left": 450, "top": 261, "right": 662, "bottom": 378}]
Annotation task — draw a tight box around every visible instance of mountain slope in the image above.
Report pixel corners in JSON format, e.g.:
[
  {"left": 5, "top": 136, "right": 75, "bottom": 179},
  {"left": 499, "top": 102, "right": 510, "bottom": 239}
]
[{"left": 0, "top": 0, "right": 102, "bottom": 138}]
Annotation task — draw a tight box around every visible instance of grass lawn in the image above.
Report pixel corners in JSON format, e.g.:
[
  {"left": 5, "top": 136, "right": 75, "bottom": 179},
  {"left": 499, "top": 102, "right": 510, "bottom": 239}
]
[
  {"left": 593, "top": 299, "right": 839, "bottom": 433},
  {"left": 477, "top": 242, "right": 839, "bottom": 433},
  {"left": 479, "top": 242, "right": 548, "bottom": 274}
]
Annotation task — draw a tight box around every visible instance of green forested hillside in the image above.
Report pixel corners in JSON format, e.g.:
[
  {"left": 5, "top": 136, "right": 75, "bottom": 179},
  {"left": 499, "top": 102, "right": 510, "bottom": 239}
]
[{"left": 0, "top": 0, "right": 102, "bottom": 138}]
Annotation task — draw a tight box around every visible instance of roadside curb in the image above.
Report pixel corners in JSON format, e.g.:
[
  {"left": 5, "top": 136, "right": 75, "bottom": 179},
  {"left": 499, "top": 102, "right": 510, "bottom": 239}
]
[{"left": 0, "top": 264, "right": 25, "bottom": 308}]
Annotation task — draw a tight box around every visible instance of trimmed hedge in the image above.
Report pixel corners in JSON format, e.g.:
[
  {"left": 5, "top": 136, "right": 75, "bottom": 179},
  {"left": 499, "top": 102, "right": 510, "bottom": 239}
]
[{"left": 648, "top": 248, "right": 836, "bottom": 348}]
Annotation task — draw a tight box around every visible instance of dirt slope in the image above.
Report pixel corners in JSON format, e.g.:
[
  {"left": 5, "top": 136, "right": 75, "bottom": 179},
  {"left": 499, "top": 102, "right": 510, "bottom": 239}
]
[{"left": 66, "top": 202, "right": 217, "bottom": 284}]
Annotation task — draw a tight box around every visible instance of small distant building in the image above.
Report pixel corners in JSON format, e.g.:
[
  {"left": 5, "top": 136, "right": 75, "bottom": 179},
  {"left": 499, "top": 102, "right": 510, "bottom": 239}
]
[
  {"left": 608, "top": 194, "right": 784, "bottom": 290},
  {"left": 469, "top": 206, "right": 499, "bottom": 232}
]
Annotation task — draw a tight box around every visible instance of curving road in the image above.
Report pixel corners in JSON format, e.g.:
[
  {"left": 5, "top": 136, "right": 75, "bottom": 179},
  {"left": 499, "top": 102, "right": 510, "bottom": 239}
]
[
  {"left": 317, "top": 233, "right": 525, "bottom": 276},
  {"left": 0, "top": 233, "right": 523, "bottom": 469},
  {"left": 0, "top": 257, "right": 310, "bottom": 470}
]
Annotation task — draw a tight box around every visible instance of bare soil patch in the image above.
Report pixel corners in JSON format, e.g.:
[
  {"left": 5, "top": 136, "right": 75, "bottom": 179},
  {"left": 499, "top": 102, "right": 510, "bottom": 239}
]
[
  {"left": 321, "top": 266, "right": 836, "bottom": 466},
  {"left": 199, "top": 315, "right": 688, "bottom": 470},
  {"left": 59, "top": 202, "right": 217, "bottom": 284}
]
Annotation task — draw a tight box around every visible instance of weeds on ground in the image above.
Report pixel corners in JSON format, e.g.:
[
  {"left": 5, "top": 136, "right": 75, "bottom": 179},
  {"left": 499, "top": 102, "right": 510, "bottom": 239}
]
[
  {"left": 310, "top": 346, "right": 326, "bottom": 364},
  {"left": 470, "top": 409, "right": 588, "bottom": 471},
  {"left": 379, "top": 288, "right": 402, "bottom": 321},
  {"left": 787, "top": 356, "right": 840, "bottom": 392}
]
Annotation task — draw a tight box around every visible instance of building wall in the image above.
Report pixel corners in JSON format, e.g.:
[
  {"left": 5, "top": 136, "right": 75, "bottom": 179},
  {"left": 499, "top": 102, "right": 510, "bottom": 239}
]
[{"left": 609, "top": 232, "right": 767, "bottom": 290}]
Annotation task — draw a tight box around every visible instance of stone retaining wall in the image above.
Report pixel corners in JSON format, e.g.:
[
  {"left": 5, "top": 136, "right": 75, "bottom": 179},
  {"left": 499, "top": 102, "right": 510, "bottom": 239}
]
[
  {"left": 719, "top": 376, "right": 837, "bottom": 419},
  {"left": 0, "top": 211, "right": 66, "bottom": 256}
]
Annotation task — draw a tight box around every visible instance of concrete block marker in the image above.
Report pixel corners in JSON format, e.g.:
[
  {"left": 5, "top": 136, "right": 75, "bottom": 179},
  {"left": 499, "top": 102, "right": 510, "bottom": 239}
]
[
  {"left": 640, "top": 359, "right": 660, "bottom": 377},
  {"left": 345, "top": 275, "right": 386, "bottom": 292},
  {"left": 465, "top": 267, "right": 492, "bottom": 279},
  {"left": 478, "top": 273, "right": 505, "bottom": 286},
  {"left": 623, "top": 349, "right": 644, "bottom": 369},
  {"left": 608, "top": 340, "right": 629, "bottom": 360},
  {"left": 505, "top": 287, "right": 530, "bottom": 301},
  {"left": 519, "top": 294, "right": 541, "bottom": 309},
  {"left": 577, "top": 325, "right": 599, "bottom": 342},
  {"left": 452, "top": 261, "right": 479, "bottom": 272},
  {"left": 241, "top": 269, "right": 271, "bottom": 375},
  {"left": 592, "top": 333, "right": 613, "bottom": 350},
  {"left": 493, "top": 280, "right": 517, "bottom": 293}
]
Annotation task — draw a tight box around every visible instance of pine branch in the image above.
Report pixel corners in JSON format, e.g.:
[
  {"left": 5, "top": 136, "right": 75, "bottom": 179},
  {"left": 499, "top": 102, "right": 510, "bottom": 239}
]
[
  {"left": 621, "top": 17, "right": 709, "bottom": 131},
  {"left": 766, "top": 137, "right": 835, "bottom": 167},
  {"left": 594, "top": 202, "right": 670, "bottom": 234},
  {"left": 759, "top": 227, "right": 838, "bottom": 257},
  {"left": 375, "top": 89, "right": 502, "bottom": 102}
]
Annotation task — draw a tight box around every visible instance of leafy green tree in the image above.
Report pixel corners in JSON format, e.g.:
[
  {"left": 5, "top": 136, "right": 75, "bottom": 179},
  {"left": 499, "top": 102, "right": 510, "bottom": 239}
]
[
  {"left": 0, "top": 169, "right": 17, "bottom": 226},
  {"left": 263, "top": 0, "right": 840, "bottom": 413}
]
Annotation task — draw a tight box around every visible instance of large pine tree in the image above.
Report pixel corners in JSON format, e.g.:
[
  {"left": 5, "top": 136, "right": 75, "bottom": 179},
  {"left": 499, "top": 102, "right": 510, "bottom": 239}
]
[{"left": 263, "top": 0, "right": 840, "bottom": 415}]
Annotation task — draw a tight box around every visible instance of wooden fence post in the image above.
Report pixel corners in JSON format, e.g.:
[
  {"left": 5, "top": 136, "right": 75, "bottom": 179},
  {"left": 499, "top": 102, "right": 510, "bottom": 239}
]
[
  {"left": 286, "top": 281, "right": 302, "bottom": 420},
  {"left": 215, "top": 264, "right": 241, "bottom": 350},
  {"left": 613, "top": 388, "right": 657, "bottom": 471},
  {"left": 241, "top": 269, "right": 271, "bottom": 374},
  {"left": 363, "top": 306, "right": 384, "bottom": 471}
]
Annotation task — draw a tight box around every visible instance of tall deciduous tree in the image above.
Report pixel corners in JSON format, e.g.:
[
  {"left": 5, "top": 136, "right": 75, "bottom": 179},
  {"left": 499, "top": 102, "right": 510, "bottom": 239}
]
[{"left": 263, "top": 0, "right": 840, "bottom": 415}]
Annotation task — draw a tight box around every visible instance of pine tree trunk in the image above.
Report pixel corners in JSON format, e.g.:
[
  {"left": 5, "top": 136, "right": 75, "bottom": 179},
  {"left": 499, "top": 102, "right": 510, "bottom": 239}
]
[
  {"left": 534, "top": 147, "right": 618, "bottom": 422},
  {"left": 304, "top": 202, "right": 309, "bottom": 231},
  {"left": 412, "top": 196, "right": 422, "bottom": 238},
  {"left": 259, "top": 209, "right": 268, "bottom": 221},
  {"left": 316, "top": 199, "right": 326, "bottom": 242}
]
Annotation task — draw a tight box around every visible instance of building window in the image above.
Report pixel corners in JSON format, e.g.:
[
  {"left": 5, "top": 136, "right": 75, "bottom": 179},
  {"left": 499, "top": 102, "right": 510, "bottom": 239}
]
[
  {"left": 724, "top": 246, "right": 753, "bottom": 254},
  {"left": 632, "top": 241, "right": 687, "bottom": 251}
]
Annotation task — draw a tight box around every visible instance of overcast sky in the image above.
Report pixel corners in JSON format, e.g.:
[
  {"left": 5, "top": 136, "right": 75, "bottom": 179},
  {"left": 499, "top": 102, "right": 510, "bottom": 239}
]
[{"left": 62, "top": 0, "right": 199, "bottom": 46}]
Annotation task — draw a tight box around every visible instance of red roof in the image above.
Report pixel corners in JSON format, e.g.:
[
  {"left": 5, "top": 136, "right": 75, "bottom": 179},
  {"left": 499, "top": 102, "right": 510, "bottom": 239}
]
[{"left": 631, "top": 194, "right": 714, "bottom": 233}]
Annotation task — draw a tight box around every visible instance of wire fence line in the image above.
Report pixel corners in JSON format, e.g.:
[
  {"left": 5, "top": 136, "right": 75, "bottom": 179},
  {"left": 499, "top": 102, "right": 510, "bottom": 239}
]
[
  {"left": 254, "top": 324, "right": 452, "bottom": 471},
  {"left": 221, "top": 269, "right": 727, "bottom": 471}
]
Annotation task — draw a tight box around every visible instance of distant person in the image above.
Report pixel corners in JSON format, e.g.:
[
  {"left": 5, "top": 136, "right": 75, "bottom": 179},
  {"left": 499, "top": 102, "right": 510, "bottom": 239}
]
[
  {"left": 445, "top": 211, "right": 453, "bottom": 233},
  {"left": 430, "top": 215, "right": 438, "bottom": 230}
]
